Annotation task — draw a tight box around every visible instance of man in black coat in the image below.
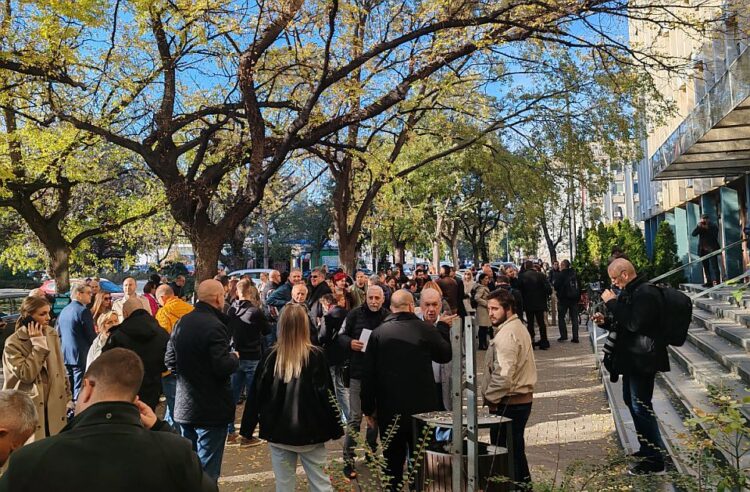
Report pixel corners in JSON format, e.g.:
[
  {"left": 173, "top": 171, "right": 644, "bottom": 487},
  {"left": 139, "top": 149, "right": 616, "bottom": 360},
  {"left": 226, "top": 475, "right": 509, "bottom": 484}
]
[
  {"left": 165, "top": 280, "right": 239, "bottom": 482},
  {"left": 307, "top": 268, "right": 332, "bottom": 327},
  {"left": 362, "top": 290, "right": 452, "bottom": 491},
  {"left": 103, "top": 297, "right": 169, "bottom": 410},
  {"left": 692, "top": 213, "right": 721, "bottom": 286},
  {"left": 553, "top": 260, "right": 580, "bottom": 342},
  {"left": 0, "top": 348, "right": 216, "bottom": 492},
  {"left": 518, "top": 261, "right": 553, "bottom": 349},
  {"left": 338, "top": 285, "right": 389, "bottom": 479},
  {"left": 595, "top": 259, "right": 669, "bottom": 475}
]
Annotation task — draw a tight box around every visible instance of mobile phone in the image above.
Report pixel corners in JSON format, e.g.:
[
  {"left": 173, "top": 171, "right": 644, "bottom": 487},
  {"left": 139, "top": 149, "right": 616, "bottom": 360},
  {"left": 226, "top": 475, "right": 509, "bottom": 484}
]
[{"left": 18, "top": 316, "right": 33, "bottom": 327}]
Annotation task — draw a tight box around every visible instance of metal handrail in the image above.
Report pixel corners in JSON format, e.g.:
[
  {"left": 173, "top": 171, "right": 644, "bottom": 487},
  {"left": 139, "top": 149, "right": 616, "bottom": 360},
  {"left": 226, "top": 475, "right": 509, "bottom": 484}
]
[
  {"left": 689, "top": 269, "right": 750, "bottom": 301},
  {"left": 650, "top": 237, "right": 745, "bottom": 284}
]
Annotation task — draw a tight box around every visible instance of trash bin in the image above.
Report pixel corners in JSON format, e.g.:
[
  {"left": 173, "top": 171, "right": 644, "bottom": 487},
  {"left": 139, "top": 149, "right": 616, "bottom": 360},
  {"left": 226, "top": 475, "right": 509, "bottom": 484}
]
[{"left": 412, "top": 411, "right": 513, "bottom": 492}]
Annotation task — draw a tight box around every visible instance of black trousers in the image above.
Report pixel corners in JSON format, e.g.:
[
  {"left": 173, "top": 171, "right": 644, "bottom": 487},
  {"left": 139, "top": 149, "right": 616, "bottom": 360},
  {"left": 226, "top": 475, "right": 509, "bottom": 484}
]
[
  {"left": 701, "top": 254, "right": 720, "bottom": 284},
  {"left": 478, "top": 326, "right": 490, "bottom": 349},
  {"left": 557, "top": 302, "right": 579, "bottom": 340},
  {"left": 491, "top": 402, "right": 532, "bottom": 488},
  {"left": 381, "top": 416, "right": 413, "bottom": 491},
  {"left": 525, "top": 310, "right": 547, "bottom": 342}
]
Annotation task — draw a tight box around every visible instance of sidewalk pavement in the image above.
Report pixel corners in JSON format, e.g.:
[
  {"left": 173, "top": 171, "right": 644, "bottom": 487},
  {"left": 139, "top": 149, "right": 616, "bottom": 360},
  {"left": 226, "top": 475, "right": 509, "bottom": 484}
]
[{"left": 218, "top": 317, "right": 618, "bottom": 490}]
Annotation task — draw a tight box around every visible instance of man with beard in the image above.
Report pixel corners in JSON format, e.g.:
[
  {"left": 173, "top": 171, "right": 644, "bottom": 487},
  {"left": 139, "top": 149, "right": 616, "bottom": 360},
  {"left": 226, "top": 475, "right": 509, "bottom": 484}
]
[{"left": 481, "top": 288, "right": 537, "bottom": 488}]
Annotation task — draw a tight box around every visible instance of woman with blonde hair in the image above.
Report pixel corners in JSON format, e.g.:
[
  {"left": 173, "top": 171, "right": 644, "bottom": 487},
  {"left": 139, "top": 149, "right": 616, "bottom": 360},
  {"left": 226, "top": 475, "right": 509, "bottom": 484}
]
[
  {"left": 86, "top": 312, "right": 119, "bottom": 368},
  {"left": 2, "top": 296, "right": 71, "bottom": 441},
  {"left": 239, "top": 303, "right": 342, "bottom": 491},
  {"left": 90, "top": 291, "right": 114, "bottom": 328}
]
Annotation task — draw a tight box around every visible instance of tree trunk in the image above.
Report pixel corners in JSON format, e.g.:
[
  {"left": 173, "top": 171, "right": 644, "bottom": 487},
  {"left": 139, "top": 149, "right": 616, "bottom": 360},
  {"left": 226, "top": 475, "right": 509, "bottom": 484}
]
[
  {"left": 540, "top": 216, "right": 559, "bottom": 263},
  {"left": 450, "top": 236, "right": 459, "bottom": 268},
  {"left": 338, "top": 236, "right": 358, "bottom": 274},
  {"left": 192, "top": 235, "right": 223, "bottom": 284},
  {"left": 50, "top": 245, "right": 72, "bottom": 294},
  {"left": 394, "top": 240, "right": 406, "bottom": 265}
]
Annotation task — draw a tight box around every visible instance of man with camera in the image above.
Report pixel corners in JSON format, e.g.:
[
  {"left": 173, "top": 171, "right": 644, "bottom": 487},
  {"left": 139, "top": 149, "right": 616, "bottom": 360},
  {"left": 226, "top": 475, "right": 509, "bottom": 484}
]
[{"left": 593, "top": 258, "right": 668, "bottom": 475}]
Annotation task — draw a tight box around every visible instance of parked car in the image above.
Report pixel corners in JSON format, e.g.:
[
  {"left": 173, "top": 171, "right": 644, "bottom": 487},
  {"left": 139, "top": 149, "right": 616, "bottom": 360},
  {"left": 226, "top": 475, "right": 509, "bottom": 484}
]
[
  {"left": 40, "top": 278, "right": 125, "bottom": 298},
  {"left": 226, "top": 269, "right": 274, "bottom": 281}
]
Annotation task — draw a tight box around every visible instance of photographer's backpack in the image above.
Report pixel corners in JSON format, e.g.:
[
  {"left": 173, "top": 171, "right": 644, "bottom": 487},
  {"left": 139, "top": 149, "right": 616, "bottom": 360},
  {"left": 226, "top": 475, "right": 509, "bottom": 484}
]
[{"left": 652, "top": 284, "right": 693, "bottom": 346}]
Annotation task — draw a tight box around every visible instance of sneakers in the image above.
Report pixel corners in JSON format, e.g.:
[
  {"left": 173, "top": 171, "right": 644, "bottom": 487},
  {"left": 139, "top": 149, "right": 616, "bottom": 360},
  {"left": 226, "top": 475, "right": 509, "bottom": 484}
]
[
  {"left": 557, "top": 337, "right": 568, "bottom": 342},
  {"left": 628, "top": 459, "right": 665, "bottom": 475},
  {"left": 239, "top": 436, "right": 264, "bottom": 448},
  {"left": 226, "top": 433, "right": 239, "bottom": 445},
  {"left": 343, "top": 464, "right": 358, "bottom": 480},
  {"left": 571, "top": 338, "right": 579, "bottom": 343}
]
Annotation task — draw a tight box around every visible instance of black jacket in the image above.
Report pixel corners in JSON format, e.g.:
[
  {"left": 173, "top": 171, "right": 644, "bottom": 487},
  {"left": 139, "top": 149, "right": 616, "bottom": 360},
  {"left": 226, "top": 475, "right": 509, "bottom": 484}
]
[
  {"left": 0, "top": 401, "right": 216, "bottom": 492},
  {"left": 497, "top": 283, "right": 524, "bottom": 314},
  {"left": 604, "top": 275, "right": 670, "bottom": 375},
  {"left": 228, "top": 300, "right": 270, "bottom": 360},
  {"left": 692, "top": 223, "right": 720, "bottom": 254},
  {"left": 518, "top": 270, "right": 552, "bottom": 312},
  {"left": 361, "top": 312, "right": 451, "bottom": 428},
  {"left": 319, "top": 306, "right": 349, "bottom": 366},
  {"left": 553, "top": 268, "right": 580, "bottom": 303},
  {"left": 165, "top": 302, "right": 239, "bottom": 427},
  {"left": 307, "top": 281, "right": 332, "bottom": 325},
  {"left": 103, "top": 309, "right": 170, "bottom": 410},
  {"left": 339, "top": 304, "right": 389, "bottom": 379},
  {"left": 239, "top": 347, "right": 343, "bottom": 445}
]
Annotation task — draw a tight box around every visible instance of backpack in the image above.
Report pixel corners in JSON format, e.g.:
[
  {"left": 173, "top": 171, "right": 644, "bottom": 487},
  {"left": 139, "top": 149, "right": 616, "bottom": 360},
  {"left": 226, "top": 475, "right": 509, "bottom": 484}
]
[
  {"left": 470, "top": 285, "right": 479, "bottom": 309},
  {"left": 560, "top": 273, "right": 579, "bottom": 301},
  {"left": 653, "top": 284, "right": 692, "bottom": 346}
]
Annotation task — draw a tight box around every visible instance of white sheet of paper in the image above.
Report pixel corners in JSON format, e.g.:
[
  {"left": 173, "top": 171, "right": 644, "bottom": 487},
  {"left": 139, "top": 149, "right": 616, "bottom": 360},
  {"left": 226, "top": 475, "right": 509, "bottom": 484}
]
[{"left": 359, "top": 328, "right": 373, "bottom": 351}]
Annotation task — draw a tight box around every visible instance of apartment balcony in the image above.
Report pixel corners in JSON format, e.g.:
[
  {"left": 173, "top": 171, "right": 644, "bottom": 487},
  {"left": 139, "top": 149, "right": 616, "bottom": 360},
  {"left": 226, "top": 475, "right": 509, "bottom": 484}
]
[{"left": 651, "top": 44, "right": 750, "bottom": 180}]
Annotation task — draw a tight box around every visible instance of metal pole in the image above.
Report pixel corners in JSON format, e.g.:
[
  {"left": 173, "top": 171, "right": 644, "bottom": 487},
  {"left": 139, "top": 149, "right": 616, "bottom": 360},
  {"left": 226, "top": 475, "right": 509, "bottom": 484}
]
[
  {"left": 451, "top": 318, "right": 463, "bottom": 492},
  {"left": 464, "top": 316, "right": 479, "bottom": 492}
]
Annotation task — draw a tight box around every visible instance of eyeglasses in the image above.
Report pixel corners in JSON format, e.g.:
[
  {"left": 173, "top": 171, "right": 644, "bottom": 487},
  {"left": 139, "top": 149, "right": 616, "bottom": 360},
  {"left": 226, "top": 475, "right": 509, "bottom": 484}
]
[
  {"left": 103, "top": 296, "right": 112, "bottom": 301},
  {"left": 609, "top": 271, "right": 624, "bottom": 282}
]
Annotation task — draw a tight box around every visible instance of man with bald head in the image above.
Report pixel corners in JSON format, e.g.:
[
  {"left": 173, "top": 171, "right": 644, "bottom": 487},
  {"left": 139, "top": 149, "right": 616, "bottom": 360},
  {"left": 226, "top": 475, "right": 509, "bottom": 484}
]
[
  {"left": 112, "top": 277, "right": 151, "bottom": 323},
  {"left": 154, "top": 283, "right": 194, "bottom": 425},
  {"left": 165, "top": 279, "right": 239, "bottom": 482},
  {"left": 420, "top": 288, "right": 458, "bottom": 411},
  {"left": 594, "top": 258, "right": 669, "bottom": 475},
  {"left": 361, "top": 289, "right": 452, "bottom": 490},
  {"left": 103, "top": 296, "right": 169, "bottom": 410},
  {"left": 338, "top": 284, "right": 389, "bottom": 479}
]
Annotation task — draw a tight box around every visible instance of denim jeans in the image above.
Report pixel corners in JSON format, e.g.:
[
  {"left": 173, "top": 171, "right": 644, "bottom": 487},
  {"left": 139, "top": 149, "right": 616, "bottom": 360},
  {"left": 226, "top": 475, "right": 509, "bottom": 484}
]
[
  {"left": 344, "top": 378, "right": 378, "bottom": 464},
  {"left": 330, "top": 366, "right": 349, "bottom": 424},
  {"left": 180, "top": 425, "right": 228, "bottom": 481},
  {"left": 229, "top": 359, "right": 260, "bottom": 434},
  {"left": 269, "top": 443, "right": 333, "bottom": 492},
  {"left": 622, "top": 372, "right": 666, "bottom": 463},
  {"left": 557, "top": 302, "right": 579, "bottom": 340},
  {"left": 491, "top": 403, "right": 532, "bottom": 487},
  {"left": 161, "top": 373, "right": 177, "bottom": 427},
  {"left": 66, "top": 364, "right": 85, "bottom": 401}
]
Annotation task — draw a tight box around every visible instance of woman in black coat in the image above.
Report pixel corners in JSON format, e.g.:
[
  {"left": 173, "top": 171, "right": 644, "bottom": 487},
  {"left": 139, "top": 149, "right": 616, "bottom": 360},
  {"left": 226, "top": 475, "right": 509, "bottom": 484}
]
[{"left": 239, "top": 303, "right": 343, "bottom": 491}]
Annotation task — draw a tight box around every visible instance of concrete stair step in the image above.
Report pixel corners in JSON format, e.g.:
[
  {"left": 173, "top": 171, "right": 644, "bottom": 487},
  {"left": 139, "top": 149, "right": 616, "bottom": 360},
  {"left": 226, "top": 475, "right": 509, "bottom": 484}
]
[
  {"left": 692, "top": 299, "right": 750, "bottom": 328},
  {"left": 667, "top": 343, "right": 750, "bottom": 417},
  {"left": 691, "top": 309, "right": 750, "bottom": 350},
  {"left": 657, "top": 358, "right": 750, "bottom": 473},
  {"left": 687, "top": 330, "right": 750, "bottom": 385}
]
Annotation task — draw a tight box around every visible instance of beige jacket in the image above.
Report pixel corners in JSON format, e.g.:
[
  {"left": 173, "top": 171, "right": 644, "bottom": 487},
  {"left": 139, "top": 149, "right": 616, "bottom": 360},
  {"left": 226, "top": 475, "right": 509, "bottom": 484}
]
[
  {"left": 112, "top": 294, "right": 152, "bottom": 323},
  {"left": 2, "top": 325, "right": 72, "bottom": 441},
  {"left": 481, "top": 314, "right": 537, "bottom": 405}
]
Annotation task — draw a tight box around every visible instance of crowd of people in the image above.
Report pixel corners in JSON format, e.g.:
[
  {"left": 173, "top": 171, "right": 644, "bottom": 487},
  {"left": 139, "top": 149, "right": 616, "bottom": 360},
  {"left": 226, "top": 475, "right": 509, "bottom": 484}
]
[{"left": 0, "top": 257, "right": 598, "bottom": 491}]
